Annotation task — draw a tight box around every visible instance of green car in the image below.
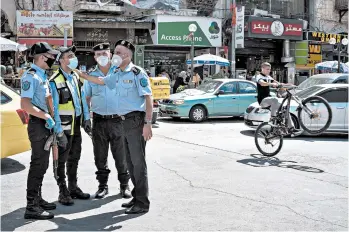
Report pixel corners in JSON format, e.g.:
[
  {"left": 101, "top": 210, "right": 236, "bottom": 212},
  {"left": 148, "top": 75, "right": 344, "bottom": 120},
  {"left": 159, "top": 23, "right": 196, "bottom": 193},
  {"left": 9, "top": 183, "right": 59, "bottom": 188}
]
[{"left": 159, "top": 79, "right": 258, "bottom": 122}]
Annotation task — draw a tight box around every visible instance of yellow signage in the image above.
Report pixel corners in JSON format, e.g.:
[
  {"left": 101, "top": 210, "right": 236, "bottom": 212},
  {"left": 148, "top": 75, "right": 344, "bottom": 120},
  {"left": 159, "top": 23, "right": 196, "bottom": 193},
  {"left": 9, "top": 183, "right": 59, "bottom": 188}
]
[{"left": 309, "top": 32, "right": 348, "bottom": 43}]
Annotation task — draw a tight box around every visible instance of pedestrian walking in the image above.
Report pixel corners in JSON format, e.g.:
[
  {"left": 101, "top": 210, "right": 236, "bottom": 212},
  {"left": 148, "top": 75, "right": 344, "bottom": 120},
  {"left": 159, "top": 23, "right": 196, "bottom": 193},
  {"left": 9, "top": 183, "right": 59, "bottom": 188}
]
[
  {"left": 20, "top": 42, "right": 61, "bottom": 220},
  {"left": 83, "top": 42, "right": 131, "bottom": 199},
  {"left": 49, "top": 45, "right": 91, "bottom": 206},
  {"left": 78, "top": 39, "right": 153, "bottom": 214}
]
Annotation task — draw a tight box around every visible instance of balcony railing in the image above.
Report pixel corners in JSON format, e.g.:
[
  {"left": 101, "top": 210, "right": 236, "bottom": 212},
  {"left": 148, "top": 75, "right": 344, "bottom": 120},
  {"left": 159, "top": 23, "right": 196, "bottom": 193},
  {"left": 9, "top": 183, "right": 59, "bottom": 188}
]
[
  {"left": 74, "top": 41, "right": 108, "bottom": 49},
  {"left": 74, "top": 0, "right": 125, "bottom": 14}
]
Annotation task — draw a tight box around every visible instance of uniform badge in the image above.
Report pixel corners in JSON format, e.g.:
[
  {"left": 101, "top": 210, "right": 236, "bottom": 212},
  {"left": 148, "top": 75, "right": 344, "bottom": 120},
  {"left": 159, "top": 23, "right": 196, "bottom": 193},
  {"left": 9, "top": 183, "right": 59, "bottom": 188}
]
[
  {"left": 22, "top": 81, "right": 31, "bottom": 91},
  {"left": 123, "top": 80, "right": 133, "bottom": 84},
  {"left": 121, "top": 40, "right": 125, "bottom": 45},
  {"left": 99, "top": 44, "right": 103, "bottom": 49},
  {"left": 140, "top": 78, "right": 148, "bottom": 87}
]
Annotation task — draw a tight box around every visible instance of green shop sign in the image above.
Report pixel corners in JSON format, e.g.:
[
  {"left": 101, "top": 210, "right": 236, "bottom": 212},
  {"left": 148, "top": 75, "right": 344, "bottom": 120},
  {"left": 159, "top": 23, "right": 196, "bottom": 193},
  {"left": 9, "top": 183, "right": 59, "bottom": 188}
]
[{"left": 157, "top": 21, "right": 221, "bottom": 47}]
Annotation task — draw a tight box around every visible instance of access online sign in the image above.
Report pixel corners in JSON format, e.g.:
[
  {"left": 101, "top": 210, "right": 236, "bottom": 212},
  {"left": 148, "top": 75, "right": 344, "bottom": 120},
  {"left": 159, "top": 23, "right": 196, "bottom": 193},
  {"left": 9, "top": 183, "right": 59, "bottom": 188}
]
[{"left": 156, "top": 15, "right": 222, "bottom": 47}]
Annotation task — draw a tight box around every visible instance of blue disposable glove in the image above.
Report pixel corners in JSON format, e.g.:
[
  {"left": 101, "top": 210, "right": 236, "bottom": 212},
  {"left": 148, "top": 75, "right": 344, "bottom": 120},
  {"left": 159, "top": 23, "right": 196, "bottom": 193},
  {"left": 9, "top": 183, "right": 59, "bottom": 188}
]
[{"left": 45, "top": 116, "right": 55, "bottom": 130}]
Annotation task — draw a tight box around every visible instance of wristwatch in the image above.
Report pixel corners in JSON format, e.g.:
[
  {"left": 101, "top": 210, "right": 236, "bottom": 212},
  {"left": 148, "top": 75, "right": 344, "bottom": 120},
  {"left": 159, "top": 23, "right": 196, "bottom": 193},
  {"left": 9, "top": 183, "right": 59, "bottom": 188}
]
[{"left": 144, "top": 120, "right": 152, "bottom": 125}]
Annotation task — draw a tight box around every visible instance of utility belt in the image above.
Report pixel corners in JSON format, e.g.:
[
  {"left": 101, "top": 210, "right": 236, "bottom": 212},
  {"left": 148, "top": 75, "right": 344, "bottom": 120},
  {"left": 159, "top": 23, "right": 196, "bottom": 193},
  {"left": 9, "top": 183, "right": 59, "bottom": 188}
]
[
  {"left": 29, "top": 115, "right": 46, "bottom": 124},
  {"left": 93, "top": 111, "right": 145, "bottom": 121}
]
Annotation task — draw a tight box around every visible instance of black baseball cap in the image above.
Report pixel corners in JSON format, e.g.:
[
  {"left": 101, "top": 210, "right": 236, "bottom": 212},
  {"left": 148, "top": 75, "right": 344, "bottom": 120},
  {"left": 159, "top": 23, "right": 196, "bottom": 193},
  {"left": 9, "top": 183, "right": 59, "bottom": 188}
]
[
  {"left": 56, "top": 45, "right": 76, "bottom": 60},
  {"left": 30, "top": 42, "right": 59, "bottom": 56}
]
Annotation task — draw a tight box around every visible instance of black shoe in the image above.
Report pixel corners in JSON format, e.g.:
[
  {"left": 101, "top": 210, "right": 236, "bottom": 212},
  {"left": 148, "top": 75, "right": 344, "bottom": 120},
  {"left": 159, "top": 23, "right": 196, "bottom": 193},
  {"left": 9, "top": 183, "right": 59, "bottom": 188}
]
[
  {"left": 121, "top": 199, "right": 135, "bottom": 208},
  {"left": 120, "top": 185, "right": 132, "bottom": 199},
  {"left": 125, "top": 205, "right": 149, "bottom": 214},
  {"left": 38, "top": 198, "right": 56, "bottom": 210},
  {"left": 24, "top": 197, "right": 54, "bottom": 220},
  {"left": 70, "top": 187, "right": 90, "bottom": 200},
  {"left": 95, "top": 187, "right": 108, "bottom": 199},
  {"left": 58, "top": 183, "right": 74, "bottom": 206},
  {"left": 24, "top": 206, "right": 54, "bottom": 220}
]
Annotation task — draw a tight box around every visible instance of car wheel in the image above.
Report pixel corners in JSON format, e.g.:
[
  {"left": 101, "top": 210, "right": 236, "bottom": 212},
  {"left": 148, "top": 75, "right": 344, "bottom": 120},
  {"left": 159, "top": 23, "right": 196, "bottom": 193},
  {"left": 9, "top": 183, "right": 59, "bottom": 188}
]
[{"left": 189, "top": 105, "right": 206, "bottom": 123}]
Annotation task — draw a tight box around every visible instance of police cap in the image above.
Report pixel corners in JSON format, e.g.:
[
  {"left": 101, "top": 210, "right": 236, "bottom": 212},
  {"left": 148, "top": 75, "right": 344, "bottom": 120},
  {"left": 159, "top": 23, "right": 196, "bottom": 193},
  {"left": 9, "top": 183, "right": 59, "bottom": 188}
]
[
  {"left": 56, "top": 45, "right": 76, "bottom": 60},
  {"left": 115, "top": 39, "right": 135, "bottom": 53},
  {"left": 30, "top": 42, "right": 59, "bottom": 56},
  {"left": 93, "top": 42, "right": 110, "bottom": 51}
]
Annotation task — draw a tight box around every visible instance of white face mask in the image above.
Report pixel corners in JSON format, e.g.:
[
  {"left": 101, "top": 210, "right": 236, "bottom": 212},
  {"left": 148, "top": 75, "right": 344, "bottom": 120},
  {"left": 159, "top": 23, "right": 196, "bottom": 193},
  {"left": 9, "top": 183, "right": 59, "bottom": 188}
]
[
  {"left": 97, "top": 56, "right": 110, "bottom": 67},
  {"left": 111, "top": 54, "right": 123, "bottom": 67}
]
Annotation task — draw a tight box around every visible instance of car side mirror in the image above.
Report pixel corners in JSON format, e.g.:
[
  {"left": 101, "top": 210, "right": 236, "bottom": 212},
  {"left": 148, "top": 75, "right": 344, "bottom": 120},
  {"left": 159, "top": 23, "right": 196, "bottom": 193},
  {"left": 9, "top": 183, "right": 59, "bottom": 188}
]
[{"left": 215, "top": 90, "right": 224, "bottom": 95}]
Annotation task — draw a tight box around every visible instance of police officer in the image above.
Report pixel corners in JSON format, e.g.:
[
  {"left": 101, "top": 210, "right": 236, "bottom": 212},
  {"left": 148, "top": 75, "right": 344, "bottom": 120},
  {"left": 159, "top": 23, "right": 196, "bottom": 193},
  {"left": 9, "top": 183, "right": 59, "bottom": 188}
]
[
  {"left": 20, "top": 42, "right": 64, "bottom": 219},
  {"left": 78, "top": 39, "right": 153, "bottom": 214},
  {"left": 83, "top": 42, "right": 131, "bottom": 199},
  {"left": 49, "top": 45, "right": 91, "bottom": 206}
]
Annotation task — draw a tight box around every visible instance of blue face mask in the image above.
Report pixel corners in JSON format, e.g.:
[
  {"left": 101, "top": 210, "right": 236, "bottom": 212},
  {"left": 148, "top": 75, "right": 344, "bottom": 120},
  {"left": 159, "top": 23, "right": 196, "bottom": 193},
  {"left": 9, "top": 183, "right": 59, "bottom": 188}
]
[{"left": 68, "top": 57, "right": 78, "bottom": 70}]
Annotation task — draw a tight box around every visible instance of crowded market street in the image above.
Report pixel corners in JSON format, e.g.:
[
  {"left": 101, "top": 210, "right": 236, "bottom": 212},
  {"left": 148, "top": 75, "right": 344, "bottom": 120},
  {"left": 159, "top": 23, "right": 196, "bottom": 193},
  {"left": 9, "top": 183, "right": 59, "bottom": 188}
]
[{"left": 1, "top": 117, "right": 348, "bottom": 231}]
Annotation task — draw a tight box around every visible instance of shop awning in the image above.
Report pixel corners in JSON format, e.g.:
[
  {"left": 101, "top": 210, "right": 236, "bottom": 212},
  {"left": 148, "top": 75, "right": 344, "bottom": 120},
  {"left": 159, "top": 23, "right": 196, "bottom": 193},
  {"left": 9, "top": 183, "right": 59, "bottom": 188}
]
[{"left": 17, "top": 38, "right": 73, "bottom": 47}]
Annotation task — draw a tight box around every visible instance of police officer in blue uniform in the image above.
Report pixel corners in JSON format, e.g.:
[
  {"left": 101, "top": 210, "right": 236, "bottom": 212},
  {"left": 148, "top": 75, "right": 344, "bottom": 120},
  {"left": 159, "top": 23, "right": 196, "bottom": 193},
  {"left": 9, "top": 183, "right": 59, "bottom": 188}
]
[
  {"left": 78, "top": 39, "right": 153, "bottom": 214},
  {"left": 83, "top": 42, "right": 131, "bottom": 199},
  {"left": 49, "top": 45, "right": 91, "bottom": 206},
  {"left": 20, "top": 42, "right": 65, "bottom": 220}
]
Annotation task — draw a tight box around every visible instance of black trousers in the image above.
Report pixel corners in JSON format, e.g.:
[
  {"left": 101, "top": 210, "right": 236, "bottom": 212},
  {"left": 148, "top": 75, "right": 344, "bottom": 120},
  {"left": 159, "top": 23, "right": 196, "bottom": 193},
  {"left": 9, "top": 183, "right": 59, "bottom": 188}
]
[
  {"left": 92, "top": 114, "right": 130, "bottom": 188},
  {"left": 56, "top": 115, "right": 82, "bottom": 185},
  {"left": 26, "top": 116, "right": 51, "bottom": 199},
  {"left": 122, "top": 112, "right": 150, "bottom": 208}
]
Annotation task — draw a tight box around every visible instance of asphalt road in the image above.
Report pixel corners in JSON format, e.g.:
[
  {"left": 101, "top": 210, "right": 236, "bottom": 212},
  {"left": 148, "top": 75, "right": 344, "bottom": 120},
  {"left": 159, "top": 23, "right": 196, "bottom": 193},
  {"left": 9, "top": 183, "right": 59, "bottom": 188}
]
[{"left": 1, "top": 117, "right": 348, "bottom": 231}]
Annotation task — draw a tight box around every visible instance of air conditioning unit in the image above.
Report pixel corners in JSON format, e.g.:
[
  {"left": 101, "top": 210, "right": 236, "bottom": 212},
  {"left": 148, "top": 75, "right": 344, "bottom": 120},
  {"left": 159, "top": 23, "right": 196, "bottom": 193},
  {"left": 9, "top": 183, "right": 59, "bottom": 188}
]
[{"left": 253, "top": 9, "right": 268, "bottom": 17}]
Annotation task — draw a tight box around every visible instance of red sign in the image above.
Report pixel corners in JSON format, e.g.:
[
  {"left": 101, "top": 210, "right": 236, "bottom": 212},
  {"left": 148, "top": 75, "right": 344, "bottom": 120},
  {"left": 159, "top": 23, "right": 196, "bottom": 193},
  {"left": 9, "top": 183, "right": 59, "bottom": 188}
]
[{"left": 251, "top": 21, "right": 302, "bottom": 37}]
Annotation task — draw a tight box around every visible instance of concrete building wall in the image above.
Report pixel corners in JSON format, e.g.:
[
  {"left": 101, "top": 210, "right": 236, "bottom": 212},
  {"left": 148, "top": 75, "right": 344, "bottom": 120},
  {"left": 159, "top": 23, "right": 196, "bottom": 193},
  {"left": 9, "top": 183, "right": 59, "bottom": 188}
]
[{"left": 309, "top": 0, "right": 348, "bottom": 33}]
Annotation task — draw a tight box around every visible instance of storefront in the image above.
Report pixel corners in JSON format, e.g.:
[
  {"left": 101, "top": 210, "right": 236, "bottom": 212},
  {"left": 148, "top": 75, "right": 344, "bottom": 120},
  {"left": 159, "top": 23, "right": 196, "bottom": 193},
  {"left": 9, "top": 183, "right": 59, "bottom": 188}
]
[
  {"left": 134, "top": 15, "right": 222, "bottom": 78},
  {"left": 73, "top": 17, "right": 151, "bottom": 70},
  {"left": 236, "top": 16, "right": 304, "bottom": 82}
]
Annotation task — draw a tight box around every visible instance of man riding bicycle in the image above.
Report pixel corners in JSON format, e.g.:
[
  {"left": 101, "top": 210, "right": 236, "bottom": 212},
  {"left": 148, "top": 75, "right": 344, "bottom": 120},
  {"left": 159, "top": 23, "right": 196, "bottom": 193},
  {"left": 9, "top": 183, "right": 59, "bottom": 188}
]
[{"left": 256, "top": 62, "right": 302, "bottom": 137}]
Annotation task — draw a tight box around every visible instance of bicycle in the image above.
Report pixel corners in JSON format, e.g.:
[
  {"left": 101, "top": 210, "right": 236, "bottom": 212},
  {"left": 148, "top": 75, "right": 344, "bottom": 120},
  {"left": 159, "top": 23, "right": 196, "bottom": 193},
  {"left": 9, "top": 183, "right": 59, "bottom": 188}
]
[{"left": 254, "top": 84, "right": 332, "bottom": 157}]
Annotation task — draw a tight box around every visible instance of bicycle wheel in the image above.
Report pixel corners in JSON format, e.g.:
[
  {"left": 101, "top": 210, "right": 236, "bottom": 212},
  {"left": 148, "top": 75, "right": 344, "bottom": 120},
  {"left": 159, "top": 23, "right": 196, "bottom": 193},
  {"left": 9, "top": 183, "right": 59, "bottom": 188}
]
[
  {"left": 298, "top": 96, "right": 332, "bottom": 135},
  {"left": 255, "top": 122, "right": 283, "bottom": 157}
]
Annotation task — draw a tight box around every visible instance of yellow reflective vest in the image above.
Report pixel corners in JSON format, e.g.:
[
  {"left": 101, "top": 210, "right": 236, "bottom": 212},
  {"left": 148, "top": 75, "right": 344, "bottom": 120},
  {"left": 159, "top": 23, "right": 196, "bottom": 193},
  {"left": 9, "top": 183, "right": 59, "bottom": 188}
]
[{"left": 49, "top": 70, "right": 84, "bottom": 135}]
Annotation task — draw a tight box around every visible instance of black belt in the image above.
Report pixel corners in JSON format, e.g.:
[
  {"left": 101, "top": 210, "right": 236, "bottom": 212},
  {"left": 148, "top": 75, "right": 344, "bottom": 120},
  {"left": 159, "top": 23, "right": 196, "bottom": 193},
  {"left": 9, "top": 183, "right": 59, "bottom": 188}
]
[
  {"left": 93, "top": 111, "right": 144, "bottom": 120},
  {"left": 29, "top": 115, "right": 46, "bottom": 123}
]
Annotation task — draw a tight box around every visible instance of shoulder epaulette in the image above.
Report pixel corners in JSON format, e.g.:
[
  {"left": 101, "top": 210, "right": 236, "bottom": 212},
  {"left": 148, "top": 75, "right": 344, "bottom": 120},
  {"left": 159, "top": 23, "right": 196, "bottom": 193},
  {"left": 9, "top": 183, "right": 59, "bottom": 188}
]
[
  {"left": 131, "top": 66, "right": 141, "bottom": 75},
  {"left": 27, "top": 68, "right": 36, "bottom": 76},
  {"left": 113, "top": 67, "right": 120, "bottom": 73},
  {"left": 87, "top": 66, "right": 97, "bottom": 74},
  {"left": 48, "top": 71, "right": 60, "bottom": 82}
]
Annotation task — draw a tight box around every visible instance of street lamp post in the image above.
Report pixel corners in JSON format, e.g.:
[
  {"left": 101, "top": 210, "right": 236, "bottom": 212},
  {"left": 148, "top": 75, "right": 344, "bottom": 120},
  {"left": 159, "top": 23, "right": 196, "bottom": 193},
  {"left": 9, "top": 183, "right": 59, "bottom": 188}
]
[
  {"left": 329, "top": 37, "right": 348, "bottom": 73},
  {"left": 189, "top": 24, "right": 197, "bottom": 85}
]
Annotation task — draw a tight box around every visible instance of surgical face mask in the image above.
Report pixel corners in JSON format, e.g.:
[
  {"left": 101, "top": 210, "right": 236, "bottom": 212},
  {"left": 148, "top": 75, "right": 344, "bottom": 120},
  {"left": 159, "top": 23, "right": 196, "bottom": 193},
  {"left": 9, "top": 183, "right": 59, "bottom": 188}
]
[
  {"left": 111, "top": 54, "right": 123, "bottom": 67},
  {"left": 43, "top": 55, "right": 55, "bottom": 68},
  {"left": 97, "top": 56, "right": 110, "bottom": 67},
  {"left": 67, "top": 57, "right": 78, "bottom": 70}
]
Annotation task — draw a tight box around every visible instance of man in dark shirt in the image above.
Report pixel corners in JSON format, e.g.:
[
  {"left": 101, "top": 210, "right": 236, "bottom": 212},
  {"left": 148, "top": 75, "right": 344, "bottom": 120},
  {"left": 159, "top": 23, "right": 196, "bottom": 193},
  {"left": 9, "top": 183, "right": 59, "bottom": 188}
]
[{"left": 257, "top": 62, "right": 301, "bottom": 136}]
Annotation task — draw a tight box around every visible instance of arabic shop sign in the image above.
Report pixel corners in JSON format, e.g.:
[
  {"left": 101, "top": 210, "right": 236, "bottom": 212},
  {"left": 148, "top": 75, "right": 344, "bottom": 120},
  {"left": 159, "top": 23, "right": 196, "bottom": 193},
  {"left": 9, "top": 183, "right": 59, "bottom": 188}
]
[
  {"left": 247, "top": 16, "right": 303, "bottom": 40},
  {"left": 156, "top": 15, "right": 222, "bottom": 47},
  {"left": 306, "top": 31, "right": 348, "bottom": 44}
]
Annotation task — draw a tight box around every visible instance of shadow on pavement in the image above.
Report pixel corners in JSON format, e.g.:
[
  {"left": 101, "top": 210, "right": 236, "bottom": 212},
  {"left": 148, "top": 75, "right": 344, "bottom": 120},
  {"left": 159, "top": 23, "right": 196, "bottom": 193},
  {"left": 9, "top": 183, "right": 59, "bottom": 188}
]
[
  {"left": 1, "top": 158, "right": 26, "bottom": 175},
  {"left": 1, "top": 194, "right": 142, "bottom": 231},
  {"left": 240, "top": 129, "right": 348, "bottom": 142},
  {"left": 158, "top": 116, "right": 243, "bottom": 125},
  {"left": 237, "top": 154, "right": 324, "bottom": 173}
]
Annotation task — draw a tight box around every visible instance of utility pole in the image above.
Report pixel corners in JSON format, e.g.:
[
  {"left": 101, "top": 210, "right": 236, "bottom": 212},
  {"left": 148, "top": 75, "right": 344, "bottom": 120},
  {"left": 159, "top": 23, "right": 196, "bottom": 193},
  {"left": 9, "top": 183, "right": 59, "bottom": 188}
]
[{"left": 230, "top": 0, "right": 236, "bottom": 78}]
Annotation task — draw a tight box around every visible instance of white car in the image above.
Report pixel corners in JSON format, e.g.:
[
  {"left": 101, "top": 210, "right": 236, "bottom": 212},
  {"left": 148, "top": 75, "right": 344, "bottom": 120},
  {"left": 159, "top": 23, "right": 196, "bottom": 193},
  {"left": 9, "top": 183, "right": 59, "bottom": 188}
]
[{"left": 244, "top": 84, "right": 348, "bottom": 133}]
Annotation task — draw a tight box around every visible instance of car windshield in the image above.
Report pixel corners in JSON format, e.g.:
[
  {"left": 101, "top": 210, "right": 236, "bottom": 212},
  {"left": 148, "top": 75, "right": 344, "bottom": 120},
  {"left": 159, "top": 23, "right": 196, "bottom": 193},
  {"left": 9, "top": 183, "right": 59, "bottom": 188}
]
[
  {"left": 298, "top": 77, "right": 334, "bottom": 89},
  {"left": 295, "top": 86, "right": 324, "bottom": 98},
  {"left": 197, "top": 81, "right": 223, "bottom": 93}
]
